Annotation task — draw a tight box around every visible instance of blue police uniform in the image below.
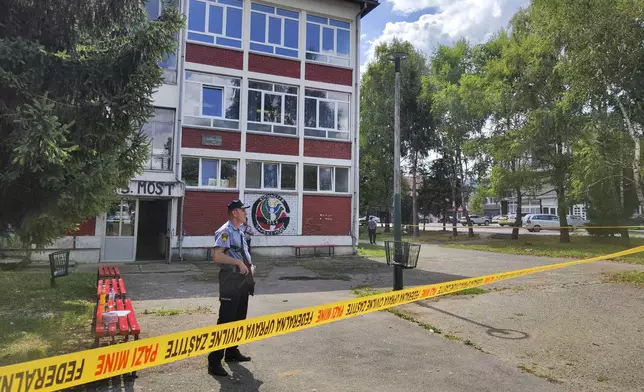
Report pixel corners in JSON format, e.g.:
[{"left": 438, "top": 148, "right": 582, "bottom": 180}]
[{"left": 207, "top": 201, "right": 255, "bottom": 375}]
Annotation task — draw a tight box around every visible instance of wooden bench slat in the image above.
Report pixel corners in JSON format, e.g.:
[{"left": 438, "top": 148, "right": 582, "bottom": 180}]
[
  {"left": 118, "top": 278, "right": 127, "bottom": 297},
  {"left": 115, "top": 299, "right": 129, "bottom": 336},
  {"left": 95, "top": 306, "right": 105, "bottom": 337},
  {"left": 111, "top": 278, "right": 118, "bottom": 295},
  {"left": 125, "top": 299, "right": 140, "bottom": 335},
  {"left": 97, "top": 280, "right": 104, "bottom": 297},
  {"left": 113, "top": 266, "right": 121, "bottom": 277},
  {"left": 107, "top": 299, "right": 117, "bottom": 336}
]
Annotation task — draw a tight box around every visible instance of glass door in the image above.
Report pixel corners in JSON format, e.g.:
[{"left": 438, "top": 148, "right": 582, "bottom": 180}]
[{"left": 103, "top": 199, "right": 138, "bottom": 262}]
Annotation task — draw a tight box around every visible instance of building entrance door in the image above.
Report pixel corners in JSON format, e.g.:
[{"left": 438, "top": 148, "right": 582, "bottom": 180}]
[
  {"left": 103, "top": 199, "right": 138, "bottom": 262},
  {"left": 136, "top": 200, "right": 169, "bottom": 261}
]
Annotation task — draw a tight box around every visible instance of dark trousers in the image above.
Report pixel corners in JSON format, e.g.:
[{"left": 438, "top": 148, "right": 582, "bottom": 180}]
[
  {"left": 368, "top": 229, "right": 377, "bottom": 244},
  {"left": 208, "top": 288, "right": 250, "bottom": 365}
]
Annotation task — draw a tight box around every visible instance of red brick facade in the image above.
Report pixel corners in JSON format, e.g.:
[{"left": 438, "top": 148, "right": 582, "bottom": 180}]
[
  {"left": 248, "top": 53, "right": 300, "bottom": 79},
  {"left": 305, "top": 63, "right": 353, "bottom": 86},
  {"left": 185, "top": 43, "right": 243, "bottom": 70},
  {"left": 66, "top": 218, "right": 96, "bottom": 236},
  {"left": 302, "top": 195, "right": 352, "bottom": 235},
  {"left": 182, "top": 191, "right": 238, "bottom": 236},
  {"left": 304, "top": 139, "right": 352, "bottom": 159},
  {"left": 182, "top": 128, "right": 241, "bottom": 151},
  {"left": 246, "top": 134, "right": 299, "bottom": 155}
]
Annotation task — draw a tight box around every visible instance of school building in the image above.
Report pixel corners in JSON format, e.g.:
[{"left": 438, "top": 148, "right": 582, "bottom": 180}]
[{"left": 34, "top": 0, "right": 379, "bottom": 263}]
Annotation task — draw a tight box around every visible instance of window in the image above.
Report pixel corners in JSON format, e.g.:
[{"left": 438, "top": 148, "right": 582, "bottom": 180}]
[
  {"left": 184, "top": 71, "right": 241, "bottom": 129},
  {"left": 182, "top": 157, "right": 238, "bottom": 188},
  {"left": 247, "top": 81, "right": 298, "bottom": 135},
  {"left": 302, "top": 165, "right": 349, "bottom": 192},
  {"left": 146, "top": 0, "right": 179, "bottom": 83},
  {"left": 306, "top": 14, "right": 350, "bottom": 66},
  {"left": 304, "top": 88, "right": 350, "bottom": 140},
  {"left": 249, "top": 3, "right": 299, "bottom": 58},
  {"left": 142, "top": 108, "right": 175, "bottom": 171},
  {"left": 187, "top": 0, "right": 243, "bottom": 49},
  {"left": 246, "top": 161, "right": 296, "bottom": 190}
]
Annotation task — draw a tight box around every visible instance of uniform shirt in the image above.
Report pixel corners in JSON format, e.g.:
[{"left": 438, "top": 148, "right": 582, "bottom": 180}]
[{"left": 214, "top": 221, "right": 252, "bottom": 271}]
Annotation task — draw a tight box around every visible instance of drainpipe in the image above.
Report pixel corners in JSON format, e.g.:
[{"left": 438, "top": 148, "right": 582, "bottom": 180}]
[
  {"left": 351, "top": 2, "right": 366, "bottom": 255},
  {"left": 174, "top": 0, "right": 188, "bottom": 262}
]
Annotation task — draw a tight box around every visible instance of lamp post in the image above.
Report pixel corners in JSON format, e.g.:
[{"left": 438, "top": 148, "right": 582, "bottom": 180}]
[{"left": 390, "top": 51, "right": 407, "bottom": 291}]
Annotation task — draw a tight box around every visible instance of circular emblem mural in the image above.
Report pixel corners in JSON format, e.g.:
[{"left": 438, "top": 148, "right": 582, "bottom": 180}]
[{"left": 251, "top": 194, "right": 291, "bottom": 235}]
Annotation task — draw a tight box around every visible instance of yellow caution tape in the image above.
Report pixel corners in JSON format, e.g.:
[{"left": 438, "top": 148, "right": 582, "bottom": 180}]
[{"left": 2, "top": 245, "right": 644, "bottom": 392}]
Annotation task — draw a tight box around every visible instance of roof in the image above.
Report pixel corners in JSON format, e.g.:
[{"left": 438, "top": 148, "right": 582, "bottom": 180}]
[{"left": 340, "top": 0, "right": 380, "bottom": 18}]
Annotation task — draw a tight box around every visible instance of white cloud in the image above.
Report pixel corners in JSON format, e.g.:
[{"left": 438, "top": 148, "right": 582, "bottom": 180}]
[
  {"left": 364, "top": 0, "right": 530, "bottom": 66},
  {"left": 360, "top": 33, "right": 367, "bottom": 41}
]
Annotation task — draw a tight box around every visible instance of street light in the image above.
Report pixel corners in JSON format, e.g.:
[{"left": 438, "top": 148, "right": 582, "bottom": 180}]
[{"left": 389, "top": 51, "right": 407, "bottom": 291}]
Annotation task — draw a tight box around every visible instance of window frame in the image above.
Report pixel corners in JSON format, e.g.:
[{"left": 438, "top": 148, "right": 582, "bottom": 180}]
[
  {"left": 245, "top": 161, "right": 297, "bottom": 191},
  {"left": 142, "top": 107, "right": 175, "bottom": 172},
  {"left": 304, "top": 88, "right": 351, "bottom": 140},
  {"left": 302, "top": 165, "right": 350, "bottom": 193},
  {"left": 187, "top": 0, "right": 244, "bottom": 50},
  {"left": 146, "top": 0, "right": 179, "bottom": 84},
  {"left": 249, "top": 2, "right": 300, "bottom": 59},
  {"left": 247, "top": 80, "right": 299, "bottom": 135},
  {"left": 182, "top": 157, "right": 239, "bottom": 190},
  {"left": 305, "top": 14, "right": 351, "bottom": 66},
  {"left": 184, "top": 71, "right": 241, "bottom": 130}
]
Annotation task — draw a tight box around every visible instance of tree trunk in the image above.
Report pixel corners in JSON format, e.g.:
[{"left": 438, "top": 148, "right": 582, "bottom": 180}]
[
  {"left": 451, "top": 179, "right": 458, "bottom": 237},
  {"left": 556, "top": 186, "right": 570, "bottom": 243},
  {"left": 442, "top": 208, "right": 447, "bottom": 232},
  {"left": 457, "top": 150, "right": 474, "bottom": 237},
  {"left": 615, "top": 96, "right": 644, "bottom": 205},
  {"left": 412, "top": 154, "right": 419, "bottom": 237},
  {"left": 512, "top": 188, "right": 521, "bottom": 240},
  {"left": 384, "top": 208, "right": 391, "bottom": 232}
]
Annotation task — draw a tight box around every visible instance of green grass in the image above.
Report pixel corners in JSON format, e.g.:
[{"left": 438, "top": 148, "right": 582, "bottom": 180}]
[
  {"left": 608, "top": 271, "right": 644, "bottom": 286},
  {"left": 0, "top": 271, "right": 96, "bottom": 366},
  {"left": 443, "top": 235, "right": 644, "bottom": 264},
  {"left": 357, "top": 243, "right": 386, "bottom": 258},
  {"left": 143, "top": 306, "right": 212, "bottom": 316},
  {"left": 359, "top": 227, "right": 481, "bottom": 243}
]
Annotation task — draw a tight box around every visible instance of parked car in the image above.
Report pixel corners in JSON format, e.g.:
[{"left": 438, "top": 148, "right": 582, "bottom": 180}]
[
  {"left": 491, "top": 215, "right": 502, "bottom": 224},
  {"left": 567, "top": 215, "right": 589, "bottom": 227},
  {"left": 498, "top": 214, "right": 521, "bottom": 226},
  {"left": 459, "top": 214, "right": 491, "bottom": 226},
  {"left": 359, "top": 215, "right": 381, "bottom": 226}
]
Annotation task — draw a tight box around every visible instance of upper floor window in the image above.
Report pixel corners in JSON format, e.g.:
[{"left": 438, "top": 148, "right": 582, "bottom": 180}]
[
  {"left": 246, "top": 161, "right": 297, "bottom": 190},
  {"left": 184, "top": 71, "right": 241, "bottom": 130},
  {"left": 306, "top": 15, "right": 350, "bottom": 66},
  {"left": 188, "top": 0, "right": 243, "bottom": 49},
  {"left": 304, "top": 88, "right": 350, "bottom": 140},
  {"left": 182, "top": 157, "right": 238, "bottom": 189},
  {"left": 142, "top": 108, "right": 175, "bottom": 171},
  {"left": 247, "top": 81, "right": 298, "bottom": 135},
  {"left": 146, "top": 0, "right": 178, "bottom": 83},
  {"left": 303, "top": 165, "right": 349, "bottom": 193},
  {"left": 250, "top": 3, "right": 299, "bottom": 59}
]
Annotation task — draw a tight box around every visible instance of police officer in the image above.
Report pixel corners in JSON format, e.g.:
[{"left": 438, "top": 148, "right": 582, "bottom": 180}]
[{"left": 208, "top": 199, "right": 255, "bottom": 377}]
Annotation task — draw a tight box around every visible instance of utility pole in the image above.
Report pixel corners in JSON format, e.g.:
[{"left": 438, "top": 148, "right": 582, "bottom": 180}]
[{"left": 391, "top": 51, "right": 407, "bottom": 291}]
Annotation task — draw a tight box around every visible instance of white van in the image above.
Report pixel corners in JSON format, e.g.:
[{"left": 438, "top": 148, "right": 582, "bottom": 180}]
[{"left": 524, "top": 214, "right": 560, "bottom": 232}]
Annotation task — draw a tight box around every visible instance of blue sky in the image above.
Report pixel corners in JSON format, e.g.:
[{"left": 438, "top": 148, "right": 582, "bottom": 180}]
[{"left": 359, "top": 0, "right": 532, "bottom": 73}]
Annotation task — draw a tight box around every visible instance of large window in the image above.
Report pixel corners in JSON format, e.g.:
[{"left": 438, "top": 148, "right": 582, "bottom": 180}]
[
  {"left": 247, "top": 81, "right": 298, "bottom": 135},
  {"left": 182, "top": 157, "right": 238, "bottom": 189},
  {"left": 146, "top": 0, "right": 178, "bottom": 83},
  {"left": 249, "top": 3, "right": 299, "bottom": 58},
  {"left": 303, "top": 165, "right": 349, "bottom": 193},
  {"left": 304, "top": 88, "right": 350, "bottom": 140},
  {"left": 187, "top": 0, "right": 243, "bottom": 49},
  {"left": 184, "top": 72, "right": 241, "bottom": 130},
  {"left": 306, "top": 15, "right": 350, "bottom": 66},
  {"left": 142, "top": 108, "right": 175, "bottom": 171},
  {"left": 246, "top": 161, "right": 296, "bottom": 190}
]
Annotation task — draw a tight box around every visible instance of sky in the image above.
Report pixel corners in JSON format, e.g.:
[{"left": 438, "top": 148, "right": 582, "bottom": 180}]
[{"left": 359, "top": 0, "right": 532, "bottom": 74}]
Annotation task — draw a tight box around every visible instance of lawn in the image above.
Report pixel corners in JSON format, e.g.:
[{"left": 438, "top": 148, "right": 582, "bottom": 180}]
[
  {"left": 443, "top": 235, "right": 644, "bottom": 264},
  {"left": 358, "top": 227, "right": 481, "bottom": 243},
  {"left": 0, "top": 271, "right": 96, "bottom": 366},
  {"left": 357, "top": 243, "right": 386, "bottom": 258}
]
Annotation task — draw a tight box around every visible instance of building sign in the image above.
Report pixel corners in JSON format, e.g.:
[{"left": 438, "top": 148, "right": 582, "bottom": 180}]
[
  {"left": 201, "top": 135, "right": 222, "bottom": 146},
  {"left": 118, "top": 181, "right": 183, "bottom": 197},
  {"left": 247, "top": 193, "right": 297, "bottom": 236}
]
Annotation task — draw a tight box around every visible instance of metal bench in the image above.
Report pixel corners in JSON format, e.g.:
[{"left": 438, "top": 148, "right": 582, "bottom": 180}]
[{"left": 293, "top": 244, "right": 336, "bottom": 258}]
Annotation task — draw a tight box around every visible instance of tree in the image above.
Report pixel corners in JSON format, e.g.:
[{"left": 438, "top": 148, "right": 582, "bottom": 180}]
[
  {"left": 0, "top": 0, "right": 183, "bottom": 247},
  {"left": 530, "top": 0, "right": 644, "bottom": 206},
  {"left": 425, "top": 39, "right": 488, "bottom": 237},
  {"left": 360, "top": 39, "right": 433, "bottom": 233},
  {"left": 418, "top": 156, "right": 462, "bottom": 232}
]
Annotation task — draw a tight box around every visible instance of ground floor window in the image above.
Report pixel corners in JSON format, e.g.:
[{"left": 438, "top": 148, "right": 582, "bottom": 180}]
[
  {"left": 105, "top": 200, "right": 136, "bottom": 236},
  {"left": 182, "top": 157, "right": 238, "bottom": 189}
]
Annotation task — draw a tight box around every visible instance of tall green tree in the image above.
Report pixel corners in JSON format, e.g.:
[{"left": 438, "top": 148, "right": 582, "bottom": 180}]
[
  {"left": 360, "top": 39, "right": 433, "bottom": 233},
  {"left": 0, "top": 0, "right": 183, "bottom": 247}
]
